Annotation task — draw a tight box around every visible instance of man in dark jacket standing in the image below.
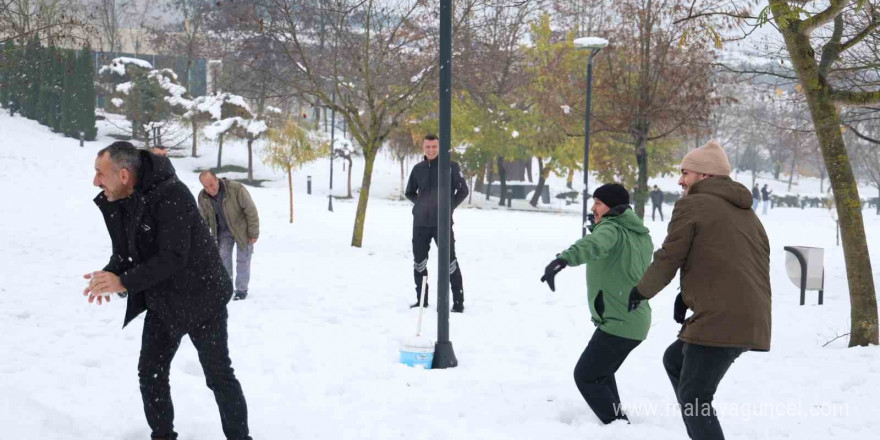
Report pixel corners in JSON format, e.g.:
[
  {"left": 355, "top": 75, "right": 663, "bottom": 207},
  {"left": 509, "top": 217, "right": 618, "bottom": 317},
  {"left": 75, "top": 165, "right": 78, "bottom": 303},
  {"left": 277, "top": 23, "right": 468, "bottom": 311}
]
[
  {"left": 761, "top": 183, "right": 772, "bottom": 215},
  {"left": 628, "top": 140, "right": 771, "bottom": 440},
  {"left": 751, "top": 184, "right": 760, "bottom": 211},
  {"left": 405, "top": 134, "right": 469, "bottom": 312},
  {"left": 84, "top": 142, "right": 252, "bottom": 440},
  {"left": 650, "top": 185, "right": 664, "bottom": 221}
]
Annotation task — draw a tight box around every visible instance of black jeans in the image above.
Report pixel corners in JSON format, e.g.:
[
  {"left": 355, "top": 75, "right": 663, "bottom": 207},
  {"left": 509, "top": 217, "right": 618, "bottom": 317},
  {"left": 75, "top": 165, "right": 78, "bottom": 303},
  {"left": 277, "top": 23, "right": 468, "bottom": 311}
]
[
  {"left": 663, "top": 339, "right": 746, "bottom": 440},
  {"left": 412, "top": 226, "right": 464, "bottom": 304},
  {"left": 573, "top": 329, "right": 642, "bottom": 424},
  {"left": 652, "top": 204, "right": 663, "bottom": 221},
  {"left": 139, "top": 309, "right": 251, "bottom": 440}
]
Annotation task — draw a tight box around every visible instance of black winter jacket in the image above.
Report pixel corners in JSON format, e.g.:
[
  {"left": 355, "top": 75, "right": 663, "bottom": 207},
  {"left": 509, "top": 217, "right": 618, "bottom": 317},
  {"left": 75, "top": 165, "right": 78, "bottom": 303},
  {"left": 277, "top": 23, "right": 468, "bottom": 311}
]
[
  {"left": 95, "top": 151, "right": 232, "bottom": 332},
  {"left": 405, "top": 156, "right": 469, "bottom": 227},
  {"left": 650, "top": 189, "right": 664, "bottom": 205}
]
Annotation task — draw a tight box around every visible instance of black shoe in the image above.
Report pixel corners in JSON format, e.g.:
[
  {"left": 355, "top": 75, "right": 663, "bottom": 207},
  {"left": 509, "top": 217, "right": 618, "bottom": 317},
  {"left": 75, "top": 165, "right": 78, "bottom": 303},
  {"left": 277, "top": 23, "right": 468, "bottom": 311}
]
[
  {"left": 451, "top": 302, "right": 464, "bottom": 313},
  {"left": 410, "top": 300, "right": 429, "bottom": 309},
  {"left": 233, "top": 290, "right": 248, "bottom": 301}
]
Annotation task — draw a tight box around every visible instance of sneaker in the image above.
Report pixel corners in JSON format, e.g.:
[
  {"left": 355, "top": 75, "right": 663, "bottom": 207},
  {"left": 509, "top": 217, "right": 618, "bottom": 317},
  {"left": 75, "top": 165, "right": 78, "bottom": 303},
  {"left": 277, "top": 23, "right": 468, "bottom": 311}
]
[
  {"left": 451, "top": 302, "right": 464, "bottom": 313},
  {"left": 233, "top": 290, "right": 248, "bottom": 301},
  {"left": 410, "top": 299, "right": 428, "bottom": 309}
]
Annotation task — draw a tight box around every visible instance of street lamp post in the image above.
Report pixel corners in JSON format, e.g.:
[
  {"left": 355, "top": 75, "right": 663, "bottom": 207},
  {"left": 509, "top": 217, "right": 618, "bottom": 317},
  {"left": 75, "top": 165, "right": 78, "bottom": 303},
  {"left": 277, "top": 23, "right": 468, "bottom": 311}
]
[
  {"left": 329, "top": 90, "right": 336, "bottom": 212},
  {"left": 573, "top": 37, "right": 608, "bottom": 237}
]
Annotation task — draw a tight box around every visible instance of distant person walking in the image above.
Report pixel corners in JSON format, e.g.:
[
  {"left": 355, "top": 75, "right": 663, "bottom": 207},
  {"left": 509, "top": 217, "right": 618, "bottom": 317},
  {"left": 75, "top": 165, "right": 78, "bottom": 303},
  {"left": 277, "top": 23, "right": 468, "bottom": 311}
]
[
  {"left": 761, "top": 184, "right": 772, "bottom": 215},
  {"left": 751, "top": 184, "right": 760, "bottom": 211},
  {"left": 650, "top": 185, "right": 665, "bottom": 221},
  {"left": 198, "top": 171, "right": 260, "bottom": 301}
]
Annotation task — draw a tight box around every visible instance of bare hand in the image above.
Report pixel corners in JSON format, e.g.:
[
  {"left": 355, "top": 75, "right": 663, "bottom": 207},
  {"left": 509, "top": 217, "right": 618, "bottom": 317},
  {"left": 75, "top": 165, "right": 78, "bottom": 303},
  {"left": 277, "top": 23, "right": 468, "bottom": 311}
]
[
  {"left": 248, "top": 237, "right": 258, "bottom": 244},
  {"left": 83, "top": 271, "right": 124, "bottom": 305}
]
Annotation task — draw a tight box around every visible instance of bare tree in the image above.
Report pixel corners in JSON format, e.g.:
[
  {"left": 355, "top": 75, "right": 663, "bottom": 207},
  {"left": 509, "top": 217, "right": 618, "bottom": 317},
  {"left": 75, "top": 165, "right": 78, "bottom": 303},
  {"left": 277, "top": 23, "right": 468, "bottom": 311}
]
[
  {"left": 762, "top": 0, "right": 880, "bottom": 346},
  {"left": 242, "top": 0, "right": 481, "bottom": 247},
  {"left": 1, "top": 0, "right": 87, "bottom": 44}
]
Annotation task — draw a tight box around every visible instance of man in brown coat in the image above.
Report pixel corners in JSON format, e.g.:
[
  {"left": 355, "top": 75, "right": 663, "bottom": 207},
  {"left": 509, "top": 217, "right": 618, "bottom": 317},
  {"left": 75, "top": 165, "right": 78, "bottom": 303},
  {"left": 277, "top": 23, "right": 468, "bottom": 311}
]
[
  {"left": 627, "top": 140, "right": 771, "bottom": 440},
  {"left": 198, "top": 171, "right": 260, "bottom": 300}
]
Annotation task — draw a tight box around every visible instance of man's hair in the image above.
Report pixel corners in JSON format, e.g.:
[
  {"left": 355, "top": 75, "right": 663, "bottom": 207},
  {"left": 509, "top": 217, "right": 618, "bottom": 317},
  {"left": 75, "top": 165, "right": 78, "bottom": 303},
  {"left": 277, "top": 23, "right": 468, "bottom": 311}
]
[
  {"left": 97, "top": 141, "right": 141, "bottom": 175},
  {"left": 152, "top": 145, "right": 168, "bottom": 150},
  {"left": 199, "top": 170, "right": 218, "bottom": 181},
  {"left": 424, "top": 134, "right": 438, "bottom": 141}
]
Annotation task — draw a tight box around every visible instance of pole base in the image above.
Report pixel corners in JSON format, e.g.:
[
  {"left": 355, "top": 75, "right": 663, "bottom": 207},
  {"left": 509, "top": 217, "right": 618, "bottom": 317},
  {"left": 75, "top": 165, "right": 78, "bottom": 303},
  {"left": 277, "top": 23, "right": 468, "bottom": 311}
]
[{"left": 432, "top": 340, "right": 458, "bottom": 369}]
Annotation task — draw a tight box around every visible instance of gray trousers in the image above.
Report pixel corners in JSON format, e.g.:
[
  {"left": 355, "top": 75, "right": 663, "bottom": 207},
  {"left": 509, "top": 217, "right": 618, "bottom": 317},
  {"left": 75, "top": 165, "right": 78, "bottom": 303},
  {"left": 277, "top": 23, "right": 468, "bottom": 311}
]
[{"left": 218, "top": 231, "right": 253, "bottom": 293}]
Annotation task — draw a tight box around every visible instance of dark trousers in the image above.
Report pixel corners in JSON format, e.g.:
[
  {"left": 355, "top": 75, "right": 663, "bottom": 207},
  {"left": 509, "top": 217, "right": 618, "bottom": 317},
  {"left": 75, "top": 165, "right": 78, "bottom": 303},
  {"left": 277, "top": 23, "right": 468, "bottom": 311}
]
[
  {"left": 652, "top": 204, "right": 664, "bottom": 221},
  {"left": 573, "top": 329, "right": 641, "bottom": 424},
  {"left": 139, "top": 309, "right": 251, "bottom": 440},
  {"left": 663, "top": 339, "right": 746, "bottom": 440},
  {"left": 412, "top": 226, "right": 464, "bottom": 304}
]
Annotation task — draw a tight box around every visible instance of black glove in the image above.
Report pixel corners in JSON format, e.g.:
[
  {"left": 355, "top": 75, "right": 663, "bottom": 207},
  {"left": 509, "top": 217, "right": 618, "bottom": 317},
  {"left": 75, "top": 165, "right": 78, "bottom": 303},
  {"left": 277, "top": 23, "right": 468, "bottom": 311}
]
[
  {"left": 540, "top": 258, "right": 568, "bottom": 292},
  {"left": 673, "top": 293, "right": 687, "bottom": 324},
  {"left": 627, "top": 287, "right": 645, "bottom": 312}
]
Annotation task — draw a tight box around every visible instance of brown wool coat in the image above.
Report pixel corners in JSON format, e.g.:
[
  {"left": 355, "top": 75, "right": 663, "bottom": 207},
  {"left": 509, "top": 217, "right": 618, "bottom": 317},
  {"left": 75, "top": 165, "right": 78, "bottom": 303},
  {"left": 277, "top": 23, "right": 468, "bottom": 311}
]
[{"left": 637, "top": 176, "right": 771, "bottom": 351}]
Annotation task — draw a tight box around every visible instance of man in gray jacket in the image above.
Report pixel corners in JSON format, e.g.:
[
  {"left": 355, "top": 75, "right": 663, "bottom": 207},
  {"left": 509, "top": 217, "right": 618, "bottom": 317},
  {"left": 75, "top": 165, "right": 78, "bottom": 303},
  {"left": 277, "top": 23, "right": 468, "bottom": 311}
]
[{"left": 198, "top": 171, "right": 260, "bottom": 300}]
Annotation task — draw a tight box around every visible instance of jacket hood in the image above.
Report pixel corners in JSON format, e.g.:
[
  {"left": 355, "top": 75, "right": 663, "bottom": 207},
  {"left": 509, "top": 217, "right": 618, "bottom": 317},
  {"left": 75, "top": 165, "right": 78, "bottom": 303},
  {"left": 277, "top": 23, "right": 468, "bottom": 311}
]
[
  {"left": 601, "top": 205, "right": 649, "bottom": 234},
  {"left": 136, "top": 150, "right": 177, "bottom": 195},
  {"left": 689, "top": 176, "right": 753, "bottom": 209}
]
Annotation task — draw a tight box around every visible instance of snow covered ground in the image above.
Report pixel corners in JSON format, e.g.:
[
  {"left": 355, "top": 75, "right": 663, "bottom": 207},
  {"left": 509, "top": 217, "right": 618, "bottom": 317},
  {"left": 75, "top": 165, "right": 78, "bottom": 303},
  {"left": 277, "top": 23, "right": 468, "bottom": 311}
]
[{"left": 1, "top": 112, "right": 878, "bottom": 440}]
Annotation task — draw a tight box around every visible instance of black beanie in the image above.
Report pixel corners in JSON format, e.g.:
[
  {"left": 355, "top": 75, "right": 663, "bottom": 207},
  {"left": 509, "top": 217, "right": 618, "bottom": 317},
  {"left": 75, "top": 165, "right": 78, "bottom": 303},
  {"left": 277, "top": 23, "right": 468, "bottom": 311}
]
[{"left": 592, "top": 183, "right": 630, "bottom": 208}]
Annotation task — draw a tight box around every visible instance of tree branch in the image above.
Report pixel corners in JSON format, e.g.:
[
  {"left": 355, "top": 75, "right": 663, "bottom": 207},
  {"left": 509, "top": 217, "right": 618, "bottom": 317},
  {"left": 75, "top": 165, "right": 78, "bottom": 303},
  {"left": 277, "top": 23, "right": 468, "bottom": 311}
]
[
  {"left": 818, "top": 14, "right": 844, "bottom": 77},
  {"left": 840, "top": 18, "right": 880, "bottom": 52},
  {"left": 832, "top": 89, "right": 880, "bottom": 106},
  {"left": 845, "top": 123, "right": 880, "bottom": 144},
  {"left": 800, "top": 0, "right": 849, "bottom": 35}
]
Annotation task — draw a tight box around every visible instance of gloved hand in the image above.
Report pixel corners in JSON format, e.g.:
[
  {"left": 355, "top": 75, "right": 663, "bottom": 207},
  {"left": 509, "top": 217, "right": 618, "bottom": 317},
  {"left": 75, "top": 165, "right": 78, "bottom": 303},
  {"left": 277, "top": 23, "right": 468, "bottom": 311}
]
[
  {"left": 540, "top": 258, "right": 568, "bottom": 292},
  {"left": 627, "top": 287, "right": 646, "bottom": 312},
  {"left": 673, "top": 293, "right": 687, "bottom": 324}
]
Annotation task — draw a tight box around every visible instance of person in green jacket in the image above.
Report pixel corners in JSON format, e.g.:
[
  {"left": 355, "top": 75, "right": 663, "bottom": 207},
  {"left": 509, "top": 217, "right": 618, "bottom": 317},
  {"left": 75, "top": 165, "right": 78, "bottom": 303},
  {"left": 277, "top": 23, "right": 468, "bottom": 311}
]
[{"left": 540, "top": 183, "right": 653, "bottom": 424}]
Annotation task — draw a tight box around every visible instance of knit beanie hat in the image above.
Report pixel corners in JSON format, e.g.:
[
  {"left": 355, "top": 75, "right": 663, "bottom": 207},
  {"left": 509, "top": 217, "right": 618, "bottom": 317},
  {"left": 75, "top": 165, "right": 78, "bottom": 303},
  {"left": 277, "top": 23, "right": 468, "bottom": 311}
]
[
  {"left": 680, "top": 140, "right": 731, "bottom": 176},
  {"left": 593, "top": 183, "right": 630, "bottom": 208}
]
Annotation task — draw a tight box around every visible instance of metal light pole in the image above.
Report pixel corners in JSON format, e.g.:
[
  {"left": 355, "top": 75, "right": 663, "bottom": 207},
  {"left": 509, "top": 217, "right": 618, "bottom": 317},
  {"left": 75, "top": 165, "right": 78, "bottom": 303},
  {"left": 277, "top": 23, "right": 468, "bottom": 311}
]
[
  {"left": 574, "top": 37, "right": 608, "bottom": 237},
  {"left": 433, "top": 0, "right": 457, "bottom": 369},
  {"left": 329, "top": 90, "right": 336, "bottom": 212}
]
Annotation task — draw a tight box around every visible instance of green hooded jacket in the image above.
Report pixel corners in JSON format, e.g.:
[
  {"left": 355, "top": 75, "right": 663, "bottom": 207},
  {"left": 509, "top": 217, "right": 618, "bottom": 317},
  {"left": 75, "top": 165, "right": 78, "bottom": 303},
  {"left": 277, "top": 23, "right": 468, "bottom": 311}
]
[{"left": 559, "top": 207, "right": 653, "bottom": 341}]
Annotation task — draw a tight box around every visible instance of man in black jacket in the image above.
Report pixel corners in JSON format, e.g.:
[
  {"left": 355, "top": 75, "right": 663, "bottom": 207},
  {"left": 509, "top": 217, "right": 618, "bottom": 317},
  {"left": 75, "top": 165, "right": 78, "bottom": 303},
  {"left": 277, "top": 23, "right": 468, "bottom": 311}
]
[
  {"left": 650, "top": 185, "right": 664, "bottom": 221},
  {"left": 84, "top": 142, "right": 251, "bottom": 440},
  {"left": 405, "top": 134, "right": 469, "bottom": 312}
]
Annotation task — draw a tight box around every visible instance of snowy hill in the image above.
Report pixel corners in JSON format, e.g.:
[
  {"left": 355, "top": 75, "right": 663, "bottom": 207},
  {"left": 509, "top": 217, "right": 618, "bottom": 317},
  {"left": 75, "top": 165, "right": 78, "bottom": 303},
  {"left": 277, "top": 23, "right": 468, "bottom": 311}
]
[{"left": 1, "top": 111, "right": 878, "bottom": 439}]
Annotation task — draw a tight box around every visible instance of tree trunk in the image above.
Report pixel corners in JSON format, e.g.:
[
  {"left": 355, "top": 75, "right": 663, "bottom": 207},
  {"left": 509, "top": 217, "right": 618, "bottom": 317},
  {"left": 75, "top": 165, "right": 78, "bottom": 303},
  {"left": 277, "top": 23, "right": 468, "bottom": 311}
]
[
  {"left": 485, "top": 162, "right": 493, "bottom": 200},
  {"left": 469, "top": 177, "right": 474, "bottom": 204},
  {"left": 772, "top": 9, "right": 878, "bottom": 346},
  {"left": 497, "top": 156, "right": 507, "bottom": 207},
  {"left": 399, "top": 156, "right": 406, "bottom": 200},
  {"left": 820, "top": 168, "right": 825, "bottom": 193},
  {"left": 217, "top": 134, "right": 224, "bottom": 169},
  {"left": 787, "top": 147, "right": 798, "bottom": 192},
  {"left": 526, "top": 157, "right": 533, "bottom": 183},
  {"left": 633, "top": 121, "right": 650, "bottom": 218},
  {"left": 351, "top": 149, "right": 378, "bottom": 247},
  {"left": 288, "top": 166, "right": 294, "bottom": 223},
  {"left": 876, "top": 185, "right": 879, "bottom": 216},
  {"left": 530, "top": 157, "right": 548, "bottom": 207},
  {"left": 347, "top": 157, "right": 353, "bottom": 198},
  {"left": 566, "top": 169, "right": 574, "bottom": 189},
  {"left": 247, "top": 138, "right": 254, "bottom": 182},
  {"left": 474, "top": 162, "right": 485, "bottom": 194},
  {"left": 191, "top": 120, "right": 198, "bottom": 157}
]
